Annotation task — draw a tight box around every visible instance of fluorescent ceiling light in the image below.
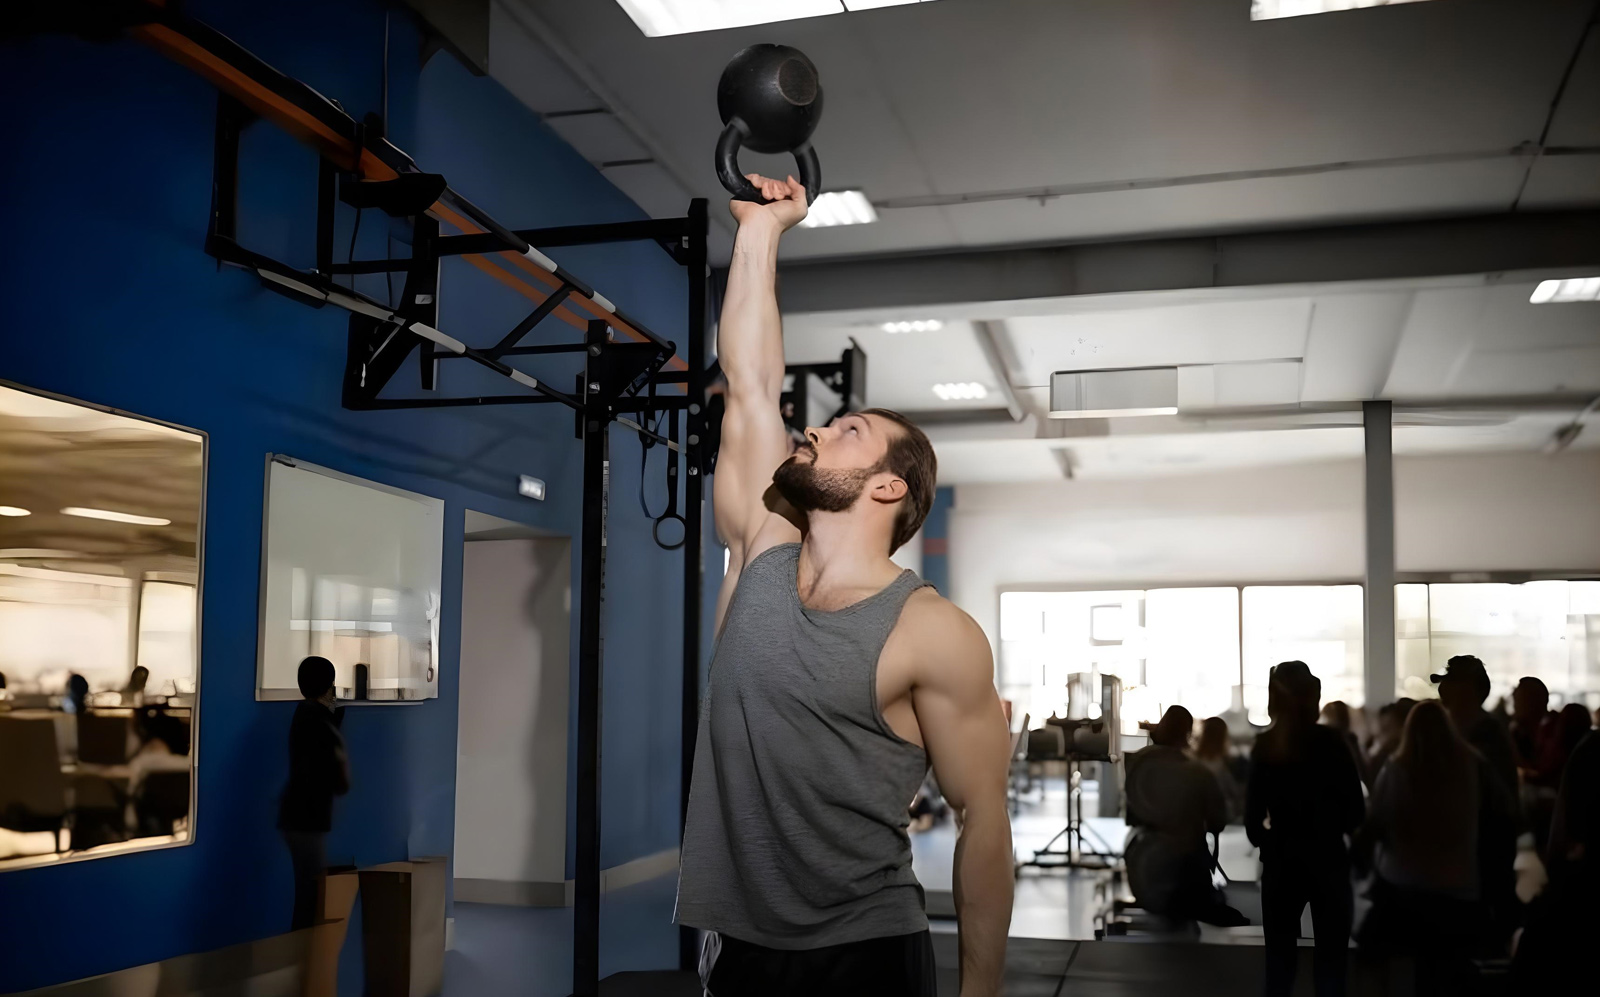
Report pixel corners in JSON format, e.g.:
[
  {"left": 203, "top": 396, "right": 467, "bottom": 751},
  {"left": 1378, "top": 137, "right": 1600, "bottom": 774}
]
[
  {"left": 615, "top": 0, "right": 937, "bottom": 36},
  {"left": 933, "top": 382, "right": 988, "bottom": 401},
  {"left": 61, "top": 507, "right": 172, "bottom": 527},
  {"left": 1530, "top": 277, "right": 1600, "bottom": 304},
  {"left": 1252, "top": 0, "right": 1438, "bottom": 19},
  {"left": 799, "top": 190, "right": 878, "bottom": 228},
  {"left": 1051, "top": 406, "right": 1180, "bottom": 419},
  {"left": 881, "top": 319, "right": 942, "bottom": 334},
  {"left": 0, "top": 506, "right": 30, "bottom": 517}
]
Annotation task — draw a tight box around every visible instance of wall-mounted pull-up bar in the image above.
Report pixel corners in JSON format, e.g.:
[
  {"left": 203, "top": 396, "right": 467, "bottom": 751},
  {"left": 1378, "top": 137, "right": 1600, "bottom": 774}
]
[{"left": 111, "top": 0, "right": 684, "bottom": 374}]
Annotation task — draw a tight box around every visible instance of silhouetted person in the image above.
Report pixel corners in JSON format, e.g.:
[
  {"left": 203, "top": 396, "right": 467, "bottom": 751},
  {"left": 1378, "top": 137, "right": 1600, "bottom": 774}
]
[
  {"left": 1509, "top": 677, "right": 1554, "bottom": 773},
  {"left": 1319, "top": 700, "right": 1369, "bottom": 787},
  {"left": 1124, "top": 707, "right": 1244, "bottom": 926},
  {"left": 1247, "top": 662, "right": 1364, "bottom": 997},
  {"left": 1356, "top": 701, "right": 1513, "bottom": 994},
  {"left": 278, "top": 656, "right": 349, "bottom": 931},
  {"left": 65, "top": 672, "right": 89, "bottom": 715},
  {"left": 1514, "top": 729, "right": 1600, "bottom": 990},
  {"left": 1432, "top": 655, "right": 1519, "bottom": 944},
  {"left": 122, "top": 665, "right": 150, "bottom": 706},
  {"left": 1365, "top": 697, "right": 1415, "bottom": 779},
  {"left": 1541, "top": 704, "right": 1593, "bottom": 781},
  {"left": 1194, "top": 716, "right": 1244, "bottom": 823},
  {"left": 1524, "top": 699, "right": 1593, "bottom": 850}
]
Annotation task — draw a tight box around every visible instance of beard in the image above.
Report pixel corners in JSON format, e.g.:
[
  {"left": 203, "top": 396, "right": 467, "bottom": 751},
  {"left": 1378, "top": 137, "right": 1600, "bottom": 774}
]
[{"left": 771, "top": 444, "right": 876, "bottom": 513}]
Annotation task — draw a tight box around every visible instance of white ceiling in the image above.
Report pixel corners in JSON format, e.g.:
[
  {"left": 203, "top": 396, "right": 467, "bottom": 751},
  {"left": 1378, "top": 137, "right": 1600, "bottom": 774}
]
[
  {"left": 489, "top": 0, "right": 1600, "bottom": 261},
  {"left": 478, "top": 0, "right": 1600, "bottom": 483},
  {"left": 781, "top": 276, "right": 1600, "bottom": 481}
]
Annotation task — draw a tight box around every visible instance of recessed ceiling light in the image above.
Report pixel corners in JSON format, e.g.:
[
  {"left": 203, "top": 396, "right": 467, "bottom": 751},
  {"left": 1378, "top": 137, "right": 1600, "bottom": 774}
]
[
  {"left": 614, "top": 0, "right": 937, "bottom": 36},
  {"left": 1530, "top": 277, "right": 1600, "bottom": 304},
  {"left": 881, "top": 320, "right": 943, "bottom": 334},
  {"left": 61, "top": 507, "right": 172, "bottom": 527},
  {"left": 932, "top": 382, "right": 988, "bottom": 401},
  {"left": 0, "top": 506, "right": 30, "bottom": 517},
  {"left": 798, "top": 190, "right": 878, "bottom": 228},
  {"left": 1251, "top": 0, "right": 1438, "bottom": 19}
]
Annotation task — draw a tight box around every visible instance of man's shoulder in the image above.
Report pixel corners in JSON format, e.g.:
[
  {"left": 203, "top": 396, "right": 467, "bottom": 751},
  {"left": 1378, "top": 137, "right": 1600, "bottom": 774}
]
[
  {"left": 899, "top": 587, "right": 983, "bottom": 644},
  {"left": 893, "top": 587, "right": 992, "bottom": 675}
]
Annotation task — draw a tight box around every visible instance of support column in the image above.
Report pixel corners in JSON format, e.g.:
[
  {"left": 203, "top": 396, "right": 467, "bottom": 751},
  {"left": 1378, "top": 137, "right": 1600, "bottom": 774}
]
[
  {"left": 1363, "top": 400, "right": 1396, "bottom": 708},
  {"left": 573, "top": 321, "right": 611, "bottom": 997},
  {"left": 679, "top": 199, "right": 708, "bottom": 972}
]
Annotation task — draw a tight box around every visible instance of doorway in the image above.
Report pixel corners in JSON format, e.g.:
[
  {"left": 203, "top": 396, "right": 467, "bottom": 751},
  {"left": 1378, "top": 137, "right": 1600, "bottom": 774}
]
[{"left": 454, "top": 512, "right": 571, "bottom": 906}]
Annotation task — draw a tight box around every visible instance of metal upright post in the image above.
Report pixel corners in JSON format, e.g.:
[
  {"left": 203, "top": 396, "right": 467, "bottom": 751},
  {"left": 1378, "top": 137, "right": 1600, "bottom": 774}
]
[
  {"left": 678, "top": 198, "right": 709, "bottom": 971},
  {"left": 1364, "top": 400, "right": 1397, "bottom": 708},
  {"left": 574, "top": 320, "right": 611, "bottom": 997}
]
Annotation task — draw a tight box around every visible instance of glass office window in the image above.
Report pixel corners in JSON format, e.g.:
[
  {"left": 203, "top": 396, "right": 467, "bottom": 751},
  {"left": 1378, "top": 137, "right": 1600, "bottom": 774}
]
[
  {"left": 136, "top": 581, "right": 198, "bottom": 697},
  {"left": 0, "top": 566, "right": 132, "bottom": 691},
  {"left": 1242, "top": 585, "right": 1365, "bottom": 723}
]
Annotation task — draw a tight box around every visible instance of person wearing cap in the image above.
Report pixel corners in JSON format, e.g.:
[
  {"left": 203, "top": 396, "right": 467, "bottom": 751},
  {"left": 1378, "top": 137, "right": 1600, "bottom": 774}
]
[
  {"left": 1433, "top": 656, "right": 1517, "bottom": 800},
  {"left": 1246, "top": 661, "right": 1365, "bottom": 997},
  {"left": 1431, "top": 654, "right": 1520, "bottom": 948}
]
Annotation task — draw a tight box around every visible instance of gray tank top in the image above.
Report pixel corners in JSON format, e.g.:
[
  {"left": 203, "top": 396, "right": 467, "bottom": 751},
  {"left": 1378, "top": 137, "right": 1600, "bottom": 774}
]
[{"left": 676, "top": 542, "right": 932, "bottom": 949}]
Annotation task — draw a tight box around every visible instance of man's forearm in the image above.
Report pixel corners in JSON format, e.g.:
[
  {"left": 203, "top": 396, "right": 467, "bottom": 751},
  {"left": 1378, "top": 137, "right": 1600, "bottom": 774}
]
[
  {"left": 952, "top": 804, "right": 1013, "bottom": 997},
  {"left": 720, "top": 219, "right": 784, "bottom": 389}
]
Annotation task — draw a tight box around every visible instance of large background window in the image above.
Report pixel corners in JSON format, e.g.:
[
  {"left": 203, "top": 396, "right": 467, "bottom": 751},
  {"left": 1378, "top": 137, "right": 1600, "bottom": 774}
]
[
  {"left": 1001, "top": 584, "right": 1366, "bottom": 731},
  {"left": 1242, "top": 585, "right": 1364, "bottom": 723},
  {"left": 999, "top": 580, "right": 1600, "bottom": 734},
  {"left": 1397, "top": 580, "right": 1600, "bottom": 707},
  {"left": 1000, "top": 587, "right": 1243, "bottom": 732}
]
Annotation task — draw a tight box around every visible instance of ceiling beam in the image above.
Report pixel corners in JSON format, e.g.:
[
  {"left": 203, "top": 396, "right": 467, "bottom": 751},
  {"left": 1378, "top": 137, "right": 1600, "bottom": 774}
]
[
  {"left": 765, "top": 210, "right": 1600, "bottom": 314},
  {"left": 972, "top": 320, "right": 1025, "bottom": 423}
]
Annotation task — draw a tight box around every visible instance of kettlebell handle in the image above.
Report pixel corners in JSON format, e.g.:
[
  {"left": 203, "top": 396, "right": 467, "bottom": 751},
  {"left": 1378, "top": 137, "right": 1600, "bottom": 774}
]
[{"left": 716, "top": 119, "right": 821, "bottom": 205}]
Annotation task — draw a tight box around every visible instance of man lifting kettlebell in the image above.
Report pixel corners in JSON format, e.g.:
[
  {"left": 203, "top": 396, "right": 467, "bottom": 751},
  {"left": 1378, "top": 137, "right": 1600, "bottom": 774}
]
[{"left": 674, "top": 45, "right": 1015, "bottom": 997}]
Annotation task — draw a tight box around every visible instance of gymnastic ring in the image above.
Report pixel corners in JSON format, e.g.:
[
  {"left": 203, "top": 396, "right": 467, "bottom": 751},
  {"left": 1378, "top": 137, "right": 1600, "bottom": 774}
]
[{"left": 653, "top": 512, "right": 688, "bottom": 551}]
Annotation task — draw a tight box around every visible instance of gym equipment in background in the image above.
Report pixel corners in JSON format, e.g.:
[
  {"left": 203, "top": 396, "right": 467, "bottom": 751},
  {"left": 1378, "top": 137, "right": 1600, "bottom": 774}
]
[
  {"left": 715, "top": 44, "right": 824, "bottom": 204},
  {"left": 780, "top": 342, "right": 867, "bottom": 440},
  {"left": 19, "top": 4, "right": 714, "bottom": 991}
]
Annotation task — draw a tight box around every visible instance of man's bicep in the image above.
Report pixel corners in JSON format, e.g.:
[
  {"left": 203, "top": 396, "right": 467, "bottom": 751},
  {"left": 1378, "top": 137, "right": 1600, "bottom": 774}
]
[
  {"left": 917, "top": 624, "right": 1009, "bottom": 812},
  {"left": 713, "top": 389, "right": 790, "bottom": 556}
]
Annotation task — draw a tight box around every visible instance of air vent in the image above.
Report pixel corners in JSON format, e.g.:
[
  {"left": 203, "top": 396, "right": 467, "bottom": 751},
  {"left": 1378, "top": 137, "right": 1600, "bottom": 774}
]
[{"left": 1049, "top": 367, "right": 1178, "bottom": 419}]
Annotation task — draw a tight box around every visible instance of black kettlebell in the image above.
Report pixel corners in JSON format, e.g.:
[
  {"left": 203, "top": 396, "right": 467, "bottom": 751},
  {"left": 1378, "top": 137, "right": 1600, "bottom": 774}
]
[{"left": 715, "top": 44, "right": 823, "bottom": 205}]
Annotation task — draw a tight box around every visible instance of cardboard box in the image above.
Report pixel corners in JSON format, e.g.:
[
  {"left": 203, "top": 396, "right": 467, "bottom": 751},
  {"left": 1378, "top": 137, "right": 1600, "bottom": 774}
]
[
  {"left": 359, "top": 857, "right": 448, "bottom": 997},
  {"left": 302, "top": 868, "right": 360, "bottom": 997}
]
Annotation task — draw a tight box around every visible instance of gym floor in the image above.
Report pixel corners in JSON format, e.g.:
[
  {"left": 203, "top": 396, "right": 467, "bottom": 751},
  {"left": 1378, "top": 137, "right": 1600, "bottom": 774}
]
[{"left": 442, "top": 778, "right": 1349, "bottom": 997}]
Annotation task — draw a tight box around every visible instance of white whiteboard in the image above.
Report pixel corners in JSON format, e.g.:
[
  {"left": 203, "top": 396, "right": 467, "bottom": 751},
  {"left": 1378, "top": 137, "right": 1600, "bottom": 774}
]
[{"left": 257, "top": 456, "right": 443, "bottom": 702}]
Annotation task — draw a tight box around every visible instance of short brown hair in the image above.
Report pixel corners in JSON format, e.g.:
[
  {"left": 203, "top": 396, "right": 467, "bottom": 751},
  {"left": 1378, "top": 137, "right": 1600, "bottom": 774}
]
[{"left": 859, "top": 408, "right": 937, "bottom": 554}]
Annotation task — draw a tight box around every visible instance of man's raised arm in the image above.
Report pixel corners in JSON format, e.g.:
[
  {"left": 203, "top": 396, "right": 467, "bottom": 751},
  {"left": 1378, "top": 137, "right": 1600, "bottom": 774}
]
[{"left": 713, "top": 175, "right": 808, "bottom": 596}]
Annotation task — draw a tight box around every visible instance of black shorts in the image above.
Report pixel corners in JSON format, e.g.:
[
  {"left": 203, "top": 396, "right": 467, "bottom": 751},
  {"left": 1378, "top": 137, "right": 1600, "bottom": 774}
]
[{"left": 704, "top": 929, "right": 937, "bottom": 997}]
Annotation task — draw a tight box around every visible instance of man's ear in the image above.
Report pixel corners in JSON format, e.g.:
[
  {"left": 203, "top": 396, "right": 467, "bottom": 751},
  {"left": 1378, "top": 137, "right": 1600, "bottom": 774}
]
[{"left": 870, "top": 475, "right": 908, "bottom": 505}]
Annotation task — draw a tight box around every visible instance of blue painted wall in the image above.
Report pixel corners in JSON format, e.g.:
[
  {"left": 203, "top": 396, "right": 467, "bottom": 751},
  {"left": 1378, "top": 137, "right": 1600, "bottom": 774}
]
[{"left": 0, "top": 2, "right": 688, "bottom": 990}]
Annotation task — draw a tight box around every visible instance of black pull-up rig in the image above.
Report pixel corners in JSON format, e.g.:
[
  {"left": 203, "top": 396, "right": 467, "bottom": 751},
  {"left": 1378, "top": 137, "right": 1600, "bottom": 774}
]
[{"left": 20, "top": 3, "right": 713, "bottom": 993}]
